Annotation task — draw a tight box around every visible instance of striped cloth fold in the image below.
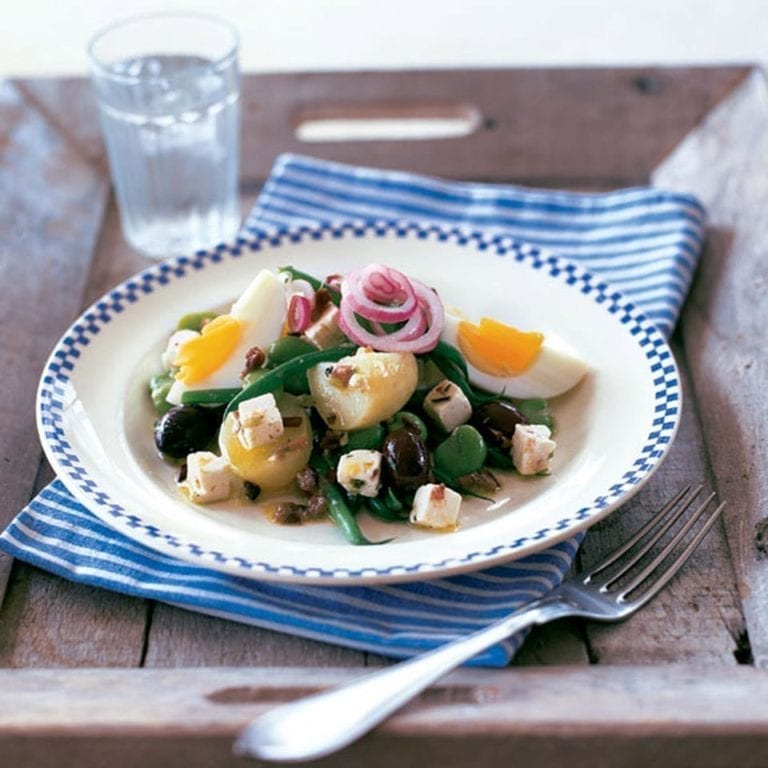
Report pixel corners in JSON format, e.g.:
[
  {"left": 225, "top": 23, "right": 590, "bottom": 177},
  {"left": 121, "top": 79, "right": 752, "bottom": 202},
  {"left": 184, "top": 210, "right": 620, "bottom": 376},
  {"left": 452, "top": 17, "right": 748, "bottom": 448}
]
[{"left": 0, "top": 154, "right": 705, "bottom": 666}]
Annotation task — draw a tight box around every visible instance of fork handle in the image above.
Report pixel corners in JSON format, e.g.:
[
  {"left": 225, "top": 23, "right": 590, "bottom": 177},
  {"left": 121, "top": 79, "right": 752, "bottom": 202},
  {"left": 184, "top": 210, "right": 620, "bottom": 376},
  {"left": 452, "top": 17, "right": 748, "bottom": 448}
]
[{"left": 234, "top": 597, "right": 568, "bottom": 762}]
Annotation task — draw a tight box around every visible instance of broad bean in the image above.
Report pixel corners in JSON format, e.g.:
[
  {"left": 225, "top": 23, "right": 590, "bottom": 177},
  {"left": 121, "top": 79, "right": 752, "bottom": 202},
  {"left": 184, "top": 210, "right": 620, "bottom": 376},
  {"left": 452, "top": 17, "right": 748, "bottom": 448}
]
[{"left": 434, "top": 425, "right": 487, "bottom": 478}]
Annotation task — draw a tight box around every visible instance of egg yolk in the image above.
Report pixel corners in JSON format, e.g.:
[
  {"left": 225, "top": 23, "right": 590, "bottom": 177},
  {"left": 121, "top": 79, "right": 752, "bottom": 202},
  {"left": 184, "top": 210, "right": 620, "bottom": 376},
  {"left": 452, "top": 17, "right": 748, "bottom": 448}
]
[
  {"left": 175, "top": 315, "right": 243, "bottom": 384},
  {"left": 457, "top": 317, "right": 544, "bottom": 377}
]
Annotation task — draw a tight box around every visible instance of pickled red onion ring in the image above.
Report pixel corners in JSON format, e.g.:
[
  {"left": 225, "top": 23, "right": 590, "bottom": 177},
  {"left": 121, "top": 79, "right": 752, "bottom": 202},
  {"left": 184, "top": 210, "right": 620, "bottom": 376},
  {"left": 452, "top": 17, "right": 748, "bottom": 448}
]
[
  {"left": 287, "top": 294, "right": 313, "bottom": 333},
  {"left": 339, "top": 302, "right": 426, "bottom": 350},
  {"left": 288, "top": 279, "right": 316, "bottom": 306},
  {"left": 324, "top": 273, "right": 343, "bottom": 291},
  {"left": 338, "top": 266, "right": 444, "bottom": 353},
  {"left": 342, "top": 265, "right": 417, "bottom": 323},
  {"left": 360, "top": 264, "right": 413, "bottom": 304},
  {"left": 407, "top": 280, "right": 445, "bottom": 352}
]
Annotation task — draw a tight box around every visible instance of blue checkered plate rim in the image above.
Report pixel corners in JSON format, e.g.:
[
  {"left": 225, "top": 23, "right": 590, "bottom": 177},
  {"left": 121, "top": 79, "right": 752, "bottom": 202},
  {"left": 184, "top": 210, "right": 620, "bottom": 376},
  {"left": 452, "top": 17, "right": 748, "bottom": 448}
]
[{"left": 35, "top": 221, "right": 681, "bottom": 583}]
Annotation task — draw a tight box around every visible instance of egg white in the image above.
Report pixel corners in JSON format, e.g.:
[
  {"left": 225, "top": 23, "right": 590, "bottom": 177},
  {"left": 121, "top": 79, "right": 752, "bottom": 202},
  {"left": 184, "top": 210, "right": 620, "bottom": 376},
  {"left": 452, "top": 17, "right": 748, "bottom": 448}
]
[
  {"left": 440, "top": 312, "right": 588, "bottom": 399},
  {"left": 166, "top": 269, "right": 287, "bottom": 405}
]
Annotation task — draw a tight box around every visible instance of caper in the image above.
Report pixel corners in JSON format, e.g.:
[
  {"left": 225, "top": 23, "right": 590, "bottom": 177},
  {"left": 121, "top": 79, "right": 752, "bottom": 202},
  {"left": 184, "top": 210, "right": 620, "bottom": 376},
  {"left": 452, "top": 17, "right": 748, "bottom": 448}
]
[
  {"left": 154, "top": 405, "right": 222, "bottom": 459},
  {"left": 381, "top": 428, "right": 432, "bottom": 492},
  {"left": 472, "top": 400, "right": 530, "bottom": 450}
]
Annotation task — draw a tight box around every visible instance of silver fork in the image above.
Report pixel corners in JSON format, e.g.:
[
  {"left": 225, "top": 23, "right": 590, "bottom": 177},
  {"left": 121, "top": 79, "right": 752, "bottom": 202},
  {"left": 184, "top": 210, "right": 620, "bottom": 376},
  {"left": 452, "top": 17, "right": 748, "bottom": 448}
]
[{"left": 234, "top": 485, "right": 724, "bottom": 763}]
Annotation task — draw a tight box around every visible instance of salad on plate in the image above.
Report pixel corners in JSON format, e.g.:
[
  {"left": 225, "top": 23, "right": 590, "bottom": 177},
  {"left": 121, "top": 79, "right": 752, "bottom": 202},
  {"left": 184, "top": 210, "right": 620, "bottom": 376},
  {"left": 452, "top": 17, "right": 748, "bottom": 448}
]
[{"left": 148, "top": 263, "right": 588, "bottom": 545}]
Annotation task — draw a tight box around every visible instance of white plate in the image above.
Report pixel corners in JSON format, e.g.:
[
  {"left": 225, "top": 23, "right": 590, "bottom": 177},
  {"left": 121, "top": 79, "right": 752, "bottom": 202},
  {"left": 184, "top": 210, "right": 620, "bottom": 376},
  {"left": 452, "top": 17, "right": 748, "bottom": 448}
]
[{"left": 37, "top": 222, "right": 681, "bottom": 584}]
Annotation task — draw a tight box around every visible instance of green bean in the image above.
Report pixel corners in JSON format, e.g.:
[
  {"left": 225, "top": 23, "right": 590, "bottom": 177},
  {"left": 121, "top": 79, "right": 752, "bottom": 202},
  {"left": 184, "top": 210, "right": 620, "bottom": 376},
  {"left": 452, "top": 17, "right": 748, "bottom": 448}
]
[
  {"left": 485, "top": 445, "right": 515, "bottom": 470},
  {"left": 342, "top": 424, "right": 386, "bottom": 453},
  {"left": 225, "top": 345, "right": 353, "bottom": 416},
  {"left": 366, "top": 496, "right": 407, "bottom": 522},
  {"left": 309, "top": 454, "right": 384, "bottom": 545},
  {"left": 432, "top": 340, "right": 469, "bottom": 378},
  {"left": 267, "top": 336, "right": 320, "bottom": 394},
  {"left": 434, "top": 425, "right": 487, "bottom": 477},
  {"left": 176, "top": 311, "right": 218, "bottom": 332},
  {"left": 279, "top": 266, "right": 341, "bottom": 305},
  {"left": 431, "top": 466, "right": 465, "bottom": 494},
  {"left": 428, "top": 349, "right": 501, "bottom": 408},
  {"left": 323, "top": 481, "right": 376, "bottom": 545},
  {"left": 267, "top": 336, "right": 318, "bottom": 367},
  {"left": 384, "top": 487, "right": 404, "bottom": 512},
  {"left": 345, "top": 491, "right": 363, "bottom": 514},
  {"left": 181, "top": 388, "right": 241, "bottom": 406},
  {"left": 427, "top": 351, "right": 483, "bottom": 407},
  {"left": 148, "top": 371, "right": 174, "bottom": 415},
  {"left": 242, "top": 368, "right": 270, "bottom": 388},
  {"left": 432, "top": 467, "right": 494, "bottom": 503}
]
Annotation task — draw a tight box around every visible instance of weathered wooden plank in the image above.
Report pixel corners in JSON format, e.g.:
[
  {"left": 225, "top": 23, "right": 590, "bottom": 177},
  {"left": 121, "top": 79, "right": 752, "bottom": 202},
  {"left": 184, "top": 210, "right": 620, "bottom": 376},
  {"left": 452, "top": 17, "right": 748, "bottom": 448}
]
[
  {"left": 0, "top": 565, "right": 148, "bottom": 668},
  {"left": 2, "top": 666, "right": 768, "bottom": 767},
  {"left": 0, "top": 78, "right": 109, "bottom": 606},
  {"left": 80, "top": 193, "right": 158, "bottom": 304},
  {"left": 0, "top": 454, "right": 148, "bottom": 668},
  {"left": 652, "top": 69, "right": 768, "bottom": 668},
  {"left": 148, "top": 614, "right": 589, "bottom": 670},
  {"left": 245, "top": 67, "right": 750, "bottom": 183},
  {"left": 19, "top": 67, "right": 749, "bottom": 188},
  {"left": 144, "top": 605, "right": 368, "bottom": 668},
  {"left": 14, "top": 79, "right": 107, "bottom": 171},
  {"left": 0, "top": 220, "right": 148, "bottom": 666},
  {"left": 578, "top": 340, "right": 745, "bottom": 664}
]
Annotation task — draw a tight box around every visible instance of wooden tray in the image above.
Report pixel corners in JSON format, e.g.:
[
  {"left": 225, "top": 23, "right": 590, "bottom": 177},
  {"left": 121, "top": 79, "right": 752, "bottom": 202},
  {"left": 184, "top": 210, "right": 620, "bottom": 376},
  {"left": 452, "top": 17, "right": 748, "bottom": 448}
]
[{"left": 1, "top": 66, "right": 767, "bottom": 767}]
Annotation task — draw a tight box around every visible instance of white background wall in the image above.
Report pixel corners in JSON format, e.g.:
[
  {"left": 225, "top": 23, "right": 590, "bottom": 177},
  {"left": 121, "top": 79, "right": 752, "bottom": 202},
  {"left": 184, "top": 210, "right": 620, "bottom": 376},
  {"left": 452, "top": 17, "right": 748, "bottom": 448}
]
[{"left": 2, "top": 0, "right": 766, "bottom": 77}]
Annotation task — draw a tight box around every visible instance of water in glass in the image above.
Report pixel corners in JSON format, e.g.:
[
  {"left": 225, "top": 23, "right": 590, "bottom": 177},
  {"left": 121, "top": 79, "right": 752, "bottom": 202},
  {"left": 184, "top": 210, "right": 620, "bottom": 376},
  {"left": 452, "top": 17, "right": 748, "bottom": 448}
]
[{"left": 96, "top": 54, "right": 240, "bottom": 257}]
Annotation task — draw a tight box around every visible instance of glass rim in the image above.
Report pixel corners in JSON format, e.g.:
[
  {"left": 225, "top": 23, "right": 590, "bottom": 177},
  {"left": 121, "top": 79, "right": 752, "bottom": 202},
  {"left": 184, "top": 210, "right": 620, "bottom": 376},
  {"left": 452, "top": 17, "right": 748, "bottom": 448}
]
[{"left": 87, "top": 12, "right": 239, "bottom": 84}]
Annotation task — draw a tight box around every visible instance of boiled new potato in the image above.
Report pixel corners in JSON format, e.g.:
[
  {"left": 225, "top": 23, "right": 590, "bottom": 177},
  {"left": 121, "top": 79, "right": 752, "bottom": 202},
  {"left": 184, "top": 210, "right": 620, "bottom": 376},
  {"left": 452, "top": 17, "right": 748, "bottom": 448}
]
[
  {"left": 219, "top": 393, "right": 312, "bottom": 492},
  {"left": 308, "top": 348, "right": 418, "bottom": 430}
]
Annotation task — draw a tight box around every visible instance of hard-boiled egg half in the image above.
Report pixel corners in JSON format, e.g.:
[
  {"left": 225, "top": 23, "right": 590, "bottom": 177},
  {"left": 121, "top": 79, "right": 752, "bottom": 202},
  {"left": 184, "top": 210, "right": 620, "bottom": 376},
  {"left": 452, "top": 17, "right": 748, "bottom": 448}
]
[
  {"left": 441, "top": 309, "right": 588, "bottom": 399},
  {"left": 166, "top": 269, "right": 287, "bottom": 405}
]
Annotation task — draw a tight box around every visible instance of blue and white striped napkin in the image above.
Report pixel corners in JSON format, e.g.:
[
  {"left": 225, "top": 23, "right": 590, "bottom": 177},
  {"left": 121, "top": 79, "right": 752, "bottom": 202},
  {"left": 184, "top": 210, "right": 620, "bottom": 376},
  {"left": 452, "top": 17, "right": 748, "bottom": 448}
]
[
  {"left": 0, "top": 154, "right": 705, "bottom": 666},
  {"left": 246, "top": 154, "right": 705, "bottom": 337}
]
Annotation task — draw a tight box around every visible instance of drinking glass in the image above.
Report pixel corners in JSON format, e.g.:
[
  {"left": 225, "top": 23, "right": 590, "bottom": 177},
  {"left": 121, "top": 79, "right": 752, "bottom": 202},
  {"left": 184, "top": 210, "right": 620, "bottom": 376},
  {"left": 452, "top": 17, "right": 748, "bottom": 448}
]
[{"left": 88, "top": 13, "right": 241, "bottom": 258}]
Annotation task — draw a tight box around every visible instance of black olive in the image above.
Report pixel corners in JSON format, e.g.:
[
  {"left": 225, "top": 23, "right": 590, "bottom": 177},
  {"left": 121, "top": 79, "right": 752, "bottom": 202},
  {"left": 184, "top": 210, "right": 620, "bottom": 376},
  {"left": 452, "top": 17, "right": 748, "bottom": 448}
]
[
  {"left": 154, "top": 405, "right": 222, "bottom": 459},
  {"left": 381, "top": 428, "right": 432, "bottom": 492},
  {"left": 472, "top": 401, "right": 530, "bottom": 450}
]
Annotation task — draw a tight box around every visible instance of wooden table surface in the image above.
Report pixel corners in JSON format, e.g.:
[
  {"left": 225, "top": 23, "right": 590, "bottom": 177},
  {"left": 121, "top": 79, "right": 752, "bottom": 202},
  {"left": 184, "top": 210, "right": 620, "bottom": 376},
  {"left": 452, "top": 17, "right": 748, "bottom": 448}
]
[{"left": 1, "top": 66, "right": 768, "bottom": 767}]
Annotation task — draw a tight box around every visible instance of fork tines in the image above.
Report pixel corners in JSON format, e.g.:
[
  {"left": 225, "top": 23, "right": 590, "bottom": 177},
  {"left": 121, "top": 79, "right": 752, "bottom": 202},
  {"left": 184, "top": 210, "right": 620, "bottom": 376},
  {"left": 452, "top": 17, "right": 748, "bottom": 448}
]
[{"left": 585, "top": 484, "right": 725, "bottom": 605}]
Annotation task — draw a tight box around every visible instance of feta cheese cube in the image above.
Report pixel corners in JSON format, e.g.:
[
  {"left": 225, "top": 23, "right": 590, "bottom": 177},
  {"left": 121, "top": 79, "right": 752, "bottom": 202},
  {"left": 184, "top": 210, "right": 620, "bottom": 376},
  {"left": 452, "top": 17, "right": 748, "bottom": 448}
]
[
  {"left": 512, "top": 424, "right": 556, "bottom": 475},
  {"left": 304, "top": 304, "right": 347, "bottom": 349},
  {"left": 336, "top": 449, "right": 382, "bottom": 498},
  {"left": 409, "top": 483, "right": 462, "bottom": 530},
  {"left": 423, "top": 379, "right": 472, "bottom": 432},
  {"left": 181, "top": 451, "right": 232, "bottom": 503},
  {"left": 236, "top": 393, "right": 284, "bottom": 450}
]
